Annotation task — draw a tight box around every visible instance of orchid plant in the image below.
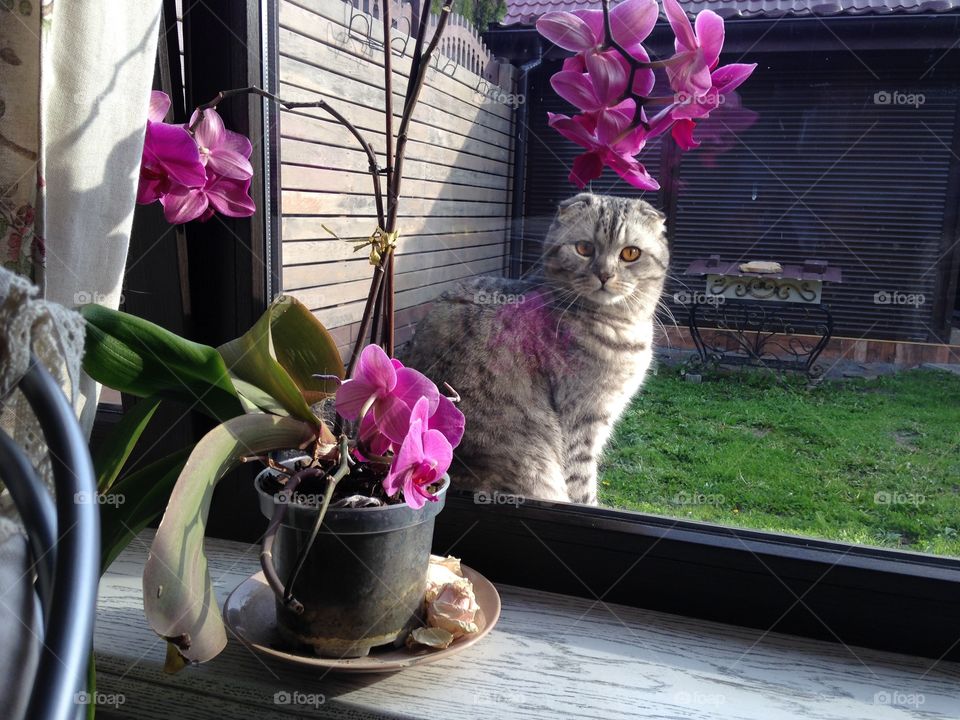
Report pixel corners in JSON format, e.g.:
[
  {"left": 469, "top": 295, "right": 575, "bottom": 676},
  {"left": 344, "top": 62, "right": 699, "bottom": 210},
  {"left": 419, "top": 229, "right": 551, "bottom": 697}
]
[
  {"left": 137, "top": 91, "right": 256, "bottom": 224},
  {"left": 536, "top": 0, "right": 757, "bottom": 189},
  {"left": 81, "top": 0, "right": 469, "bottom": 676}
]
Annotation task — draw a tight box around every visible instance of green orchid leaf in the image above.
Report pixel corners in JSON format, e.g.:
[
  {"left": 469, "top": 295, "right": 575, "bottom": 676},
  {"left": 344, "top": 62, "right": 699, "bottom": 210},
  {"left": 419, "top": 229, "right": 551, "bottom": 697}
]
[
  {"left": 92, "top": 395, "right": 163, "bottom": 494},
  {"left": 229, "top": 374, "right": 290, "bottom": 417},
  {"left": 81, "top": 304, "right": 243, "bottom": 422},
  {"left": 217, "top": 296, "right": 344, "bottom": 429},
  {"left": 99, "top": 447, "right": 192, "bottom": 574},
  {"left": 267, "top": 295, "right": 344, "bottom": 402},
  {"left": 142, "top": 414, "right": 317, "bottom": 667}
]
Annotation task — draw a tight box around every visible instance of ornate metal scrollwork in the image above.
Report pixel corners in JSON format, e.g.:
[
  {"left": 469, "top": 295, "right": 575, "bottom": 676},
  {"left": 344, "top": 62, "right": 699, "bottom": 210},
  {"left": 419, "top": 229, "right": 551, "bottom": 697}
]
[
  {"left": 706, "top": 275, "right": 820, "bottom": 303},
  {"left": 686, "top": 300, "right": 834, "bottom": 379}
]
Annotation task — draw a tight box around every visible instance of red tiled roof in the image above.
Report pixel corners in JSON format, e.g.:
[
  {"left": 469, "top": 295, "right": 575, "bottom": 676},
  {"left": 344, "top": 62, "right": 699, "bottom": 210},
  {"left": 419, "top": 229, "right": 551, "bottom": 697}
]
[{"left": 503, "top": 0, "right": 960, "bottom": 25}]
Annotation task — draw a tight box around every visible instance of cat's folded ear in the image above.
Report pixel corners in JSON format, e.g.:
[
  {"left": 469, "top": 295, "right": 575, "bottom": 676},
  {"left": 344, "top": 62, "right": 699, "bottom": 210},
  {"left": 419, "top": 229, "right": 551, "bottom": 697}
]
[{"left": 557, "top": 193, "right": 594, "bottom": 220}]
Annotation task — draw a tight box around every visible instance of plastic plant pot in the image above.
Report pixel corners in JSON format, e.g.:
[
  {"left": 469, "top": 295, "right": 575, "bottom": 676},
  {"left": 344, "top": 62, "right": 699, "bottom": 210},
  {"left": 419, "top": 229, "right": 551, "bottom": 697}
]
[{"left": 256, "top": 470, "right": 449, "bottom": 658}]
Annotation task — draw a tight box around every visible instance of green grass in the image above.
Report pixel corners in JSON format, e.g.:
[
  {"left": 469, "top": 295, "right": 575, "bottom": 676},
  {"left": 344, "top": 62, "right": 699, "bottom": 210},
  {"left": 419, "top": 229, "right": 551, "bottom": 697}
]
[{"left": 599, "top": 368, "right": 960, "bottom": 556}]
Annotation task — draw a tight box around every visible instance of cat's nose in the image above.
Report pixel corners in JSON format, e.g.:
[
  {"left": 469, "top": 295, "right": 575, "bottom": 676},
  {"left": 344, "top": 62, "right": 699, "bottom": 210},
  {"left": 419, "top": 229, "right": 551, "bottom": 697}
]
[{"left": 597, "top": 271, "right": 613, "bottom": 285}]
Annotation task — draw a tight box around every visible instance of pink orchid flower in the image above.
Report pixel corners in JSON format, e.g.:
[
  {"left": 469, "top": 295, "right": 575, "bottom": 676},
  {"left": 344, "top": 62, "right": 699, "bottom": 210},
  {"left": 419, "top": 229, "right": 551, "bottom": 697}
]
[
  {"left": 160, "top": 108, "right": 256, "bottom": 224},
  {"left": 548, "top": 100, "right": 658, "bottom": 190},
  {"left": 538, "top": 0, "right": 658, "bottom": 107},
  {"left": 137, "top": 91, "right": 206, "bottom": 207},
  {"left": 671, "top": 61, "right": 757, "bottom": 122},
  {"left": 137, "top": 92, "right": 256, "bottom": 224},
  {"left": 336, "top": 344, "right": 440, "bottom": 444},
  {"left": 662, "top": 0, "right": 724, "bottom": 98},
  {"left": 383, "top": 397, "right": 453, "bottom": 509},
  {"left": 160, "top": 172, "right": 256, "bottom": 224},
  {"left": 190, "top": 108, "right": 255, "bottom": 180},
  {"left": 358, "top": 392, "right": 465, "bottom": 458}
]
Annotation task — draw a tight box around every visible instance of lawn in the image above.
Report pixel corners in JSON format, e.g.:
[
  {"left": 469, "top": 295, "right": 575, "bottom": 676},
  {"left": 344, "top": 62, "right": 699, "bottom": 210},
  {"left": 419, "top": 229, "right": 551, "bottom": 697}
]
[{"left": 599, "top": 367, "right": 960, "bottom": 556}]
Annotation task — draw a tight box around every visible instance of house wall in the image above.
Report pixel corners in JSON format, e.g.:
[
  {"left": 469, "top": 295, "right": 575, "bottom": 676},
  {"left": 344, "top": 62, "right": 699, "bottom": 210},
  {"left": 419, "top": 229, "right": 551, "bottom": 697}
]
[{"left": 277, "top": 0, "right": 516, "bottom": 358}]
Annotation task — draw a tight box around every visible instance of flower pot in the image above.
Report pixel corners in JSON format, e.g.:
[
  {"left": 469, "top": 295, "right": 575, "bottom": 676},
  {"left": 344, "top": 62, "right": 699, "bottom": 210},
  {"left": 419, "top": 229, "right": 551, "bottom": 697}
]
[{"left": 256, "top": 469, "right": 448, "bottom": 658}]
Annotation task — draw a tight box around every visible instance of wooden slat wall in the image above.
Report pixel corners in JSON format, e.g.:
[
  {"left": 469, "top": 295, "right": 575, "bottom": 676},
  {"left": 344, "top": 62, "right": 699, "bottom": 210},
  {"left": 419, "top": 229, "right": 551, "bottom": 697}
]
[{"left": 277, "top": 0, "right": 516, "bottom": 358}]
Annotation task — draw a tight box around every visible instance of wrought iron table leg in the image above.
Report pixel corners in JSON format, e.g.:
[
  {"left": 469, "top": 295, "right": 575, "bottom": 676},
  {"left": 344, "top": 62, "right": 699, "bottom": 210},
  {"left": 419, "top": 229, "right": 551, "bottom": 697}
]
[
  {"left": 688, "top": 300, "right": 709, "bottom": 367},
  {"left": 804, "top": 304, "right": 833, "bottom": 379}
]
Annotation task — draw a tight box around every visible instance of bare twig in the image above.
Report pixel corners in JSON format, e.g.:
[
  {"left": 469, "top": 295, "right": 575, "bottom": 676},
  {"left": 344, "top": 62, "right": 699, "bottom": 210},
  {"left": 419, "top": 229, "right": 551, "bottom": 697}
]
[
  {"left": 281, "top": 435, "right": 353, "bottom": 608},
  {"left": 382, "top": 0, "right": 395, "bottom": 224},
  {"left": 380, "top": 0, "right": 456, "bottom": 354}
]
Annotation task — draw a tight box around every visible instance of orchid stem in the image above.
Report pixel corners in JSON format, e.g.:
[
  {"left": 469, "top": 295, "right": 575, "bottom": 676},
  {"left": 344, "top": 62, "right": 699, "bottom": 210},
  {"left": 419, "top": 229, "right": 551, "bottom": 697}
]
[
  {"left": 189, "top": 86, "right": 385, "bottom": 230},
  {"left": 190, "top": 2, "right": 460, "bottom": 370},
  {"left": 599, "top": 0, "right": 681, "bottom": 130},
  {"left": 281, "top": 435, "right": 352, "bottom": 608}
]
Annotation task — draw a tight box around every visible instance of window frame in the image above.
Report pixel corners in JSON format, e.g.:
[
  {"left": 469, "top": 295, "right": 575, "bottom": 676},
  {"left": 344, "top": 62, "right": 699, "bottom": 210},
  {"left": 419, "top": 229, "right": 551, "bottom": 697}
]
[{"left": 434, "top": 491, "right": 960, "bottom": 662}]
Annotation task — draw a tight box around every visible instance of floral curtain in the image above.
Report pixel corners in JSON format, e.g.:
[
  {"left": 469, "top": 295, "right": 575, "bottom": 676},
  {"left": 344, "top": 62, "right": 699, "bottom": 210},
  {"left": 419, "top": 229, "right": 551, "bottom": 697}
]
[
  {"left": 0, "top": 0, "right": 46, "bottom": 282},
  {"left": 0, "top": 0, "right": 163, "bottom": 430}
]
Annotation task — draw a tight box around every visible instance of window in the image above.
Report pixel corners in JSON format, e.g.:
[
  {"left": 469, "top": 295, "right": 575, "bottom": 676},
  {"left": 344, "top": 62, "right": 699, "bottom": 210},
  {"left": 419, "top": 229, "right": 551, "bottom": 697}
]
[{"left": 127, "top": 0, "right": 960, "bottom": 665}]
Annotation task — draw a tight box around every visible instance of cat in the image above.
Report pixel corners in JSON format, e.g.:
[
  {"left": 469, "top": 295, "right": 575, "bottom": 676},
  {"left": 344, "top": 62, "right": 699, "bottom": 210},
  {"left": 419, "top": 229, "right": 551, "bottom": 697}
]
[{"left": 400, "top": 193, "right": 669, "bottom": 505}]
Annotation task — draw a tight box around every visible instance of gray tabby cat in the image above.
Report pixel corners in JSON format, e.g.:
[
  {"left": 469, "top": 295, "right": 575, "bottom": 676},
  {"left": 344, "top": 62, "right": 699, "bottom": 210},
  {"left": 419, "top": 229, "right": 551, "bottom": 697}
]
[{"left": 401, "top": 193, "right": 668, "bottom": 505}]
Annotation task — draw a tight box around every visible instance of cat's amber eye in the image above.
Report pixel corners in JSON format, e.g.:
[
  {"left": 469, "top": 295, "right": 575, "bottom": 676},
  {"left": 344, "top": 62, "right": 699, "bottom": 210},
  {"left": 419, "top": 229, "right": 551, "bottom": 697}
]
[
  {"left": 620, "top": 246, "right": 642, "bottom": 262},
  {"left": 574, "top": 241, "right": 595, "bottom": 257}
]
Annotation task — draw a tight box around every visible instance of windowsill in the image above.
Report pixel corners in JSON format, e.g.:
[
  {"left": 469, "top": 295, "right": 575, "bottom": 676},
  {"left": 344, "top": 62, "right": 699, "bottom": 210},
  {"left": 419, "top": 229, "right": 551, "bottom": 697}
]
[{"left": 95, "top": 531, "right": 960, "bottom": 719}]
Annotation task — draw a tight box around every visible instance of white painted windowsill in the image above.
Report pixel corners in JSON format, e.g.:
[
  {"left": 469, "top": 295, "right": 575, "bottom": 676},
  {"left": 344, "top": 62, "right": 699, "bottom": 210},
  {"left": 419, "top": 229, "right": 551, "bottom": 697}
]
[{"left": 95, "top": 531, "right": 959, "bottom": 719}]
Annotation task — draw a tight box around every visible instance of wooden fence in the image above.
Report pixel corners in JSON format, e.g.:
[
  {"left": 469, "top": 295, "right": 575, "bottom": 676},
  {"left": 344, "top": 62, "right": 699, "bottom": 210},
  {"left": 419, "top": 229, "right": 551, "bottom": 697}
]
[
  {"left": 347, "top": 0, "right": 502, "bottom": 81},
  {"left": 278, "top": 0, "right": 516, "bottom": 358}
]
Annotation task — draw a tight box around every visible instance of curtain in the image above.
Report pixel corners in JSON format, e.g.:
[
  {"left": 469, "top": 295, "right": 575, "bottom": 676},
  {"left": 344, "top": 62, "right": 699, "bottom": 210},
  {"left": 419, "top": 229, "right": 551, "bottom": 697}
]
[{"left": 0, "top": 0, "right": 164, "bottom": 432}]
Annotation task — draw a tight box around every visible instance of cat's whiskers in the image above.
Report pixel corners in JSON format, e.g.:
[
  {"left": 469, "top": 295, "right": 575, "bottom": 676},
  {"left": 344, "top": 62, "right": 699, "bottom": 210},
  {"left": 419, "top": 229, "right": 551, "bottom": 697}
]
[{"left": 554, "top": 291, "right": 583, "bottom": 340}]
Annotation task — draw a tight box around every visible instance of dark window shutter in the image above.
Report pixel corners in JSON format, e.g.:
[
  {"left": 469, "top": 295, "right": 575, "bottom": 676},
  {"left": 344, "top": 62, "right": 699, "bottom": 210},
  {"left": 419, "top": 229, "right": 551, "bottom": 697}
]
[
  {"left": 523, "top": 50, "right": 959, "bottom": 342},
  {"left": 669, "top": 49, "right": 959, "bottom": 342}
]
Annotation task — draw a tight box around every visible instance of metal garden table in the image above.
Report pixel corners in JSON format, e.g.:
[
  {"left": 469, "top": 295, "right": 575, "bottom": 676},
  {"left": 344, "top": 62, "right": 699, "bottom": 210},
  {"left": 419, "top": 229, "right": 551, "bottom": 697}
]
[{"left": 682, "top": 256, "right": 842, "bottom": 379}]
